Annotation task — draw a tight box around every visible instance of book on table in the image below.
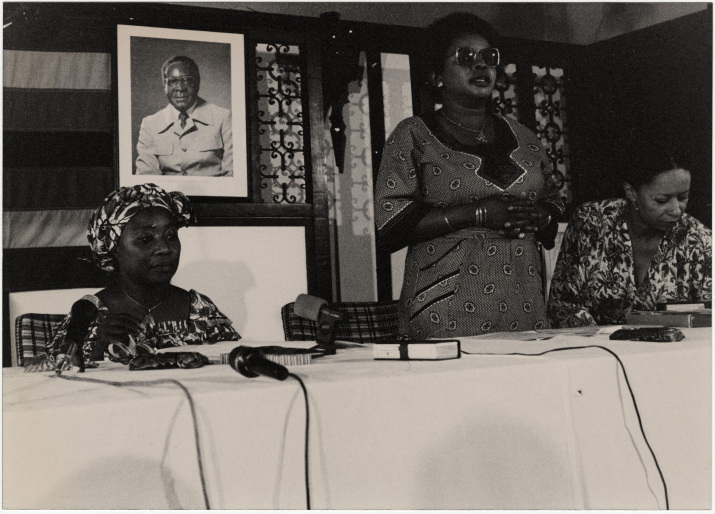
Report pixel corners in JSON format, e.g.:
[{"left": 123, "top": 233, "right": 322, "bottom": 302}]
[
  {"left": 626, "top": 308, "right": 711, "bottom": 328},
  {"left": 373, "top": 339, "right": 461, "bottom": 360}
]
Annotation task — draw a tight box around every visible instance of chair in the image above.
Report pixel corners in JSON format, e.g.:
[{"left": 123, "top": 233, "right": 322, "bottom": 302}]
[
  {"left": 7, "top": 287, "right": 100, "bottom": 366},
  {"left": 14, "top": 313, "right": 66, "bottom": 367},
  {"left": 281, "top": 300, "right": 400, "bottom": 344}
]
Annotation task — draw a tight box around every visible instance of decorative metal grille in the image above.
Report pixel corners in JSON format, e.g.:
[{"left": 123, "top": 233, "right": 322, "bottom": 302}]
[
  {"left": 533, "top": 66, "right": 572, "bottom": 205},
  {"left": 345, "top": 83, "right": 374, "bottom": 236},
  {"left": 256, "top": 43, "right": 307, "bottom": 203},
  {"left": 492, "top": 63, "right": 519, "bottom": 121}
]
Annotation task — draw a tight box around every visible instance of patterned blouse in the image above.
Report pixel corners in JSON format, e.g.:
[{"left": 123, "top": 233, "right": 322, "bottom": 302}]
[
  {"left": 548, "top": 198, "right": 712, "bottom": 327},
  {"left": 375, "top": 114, "right": 564, "bottom": 339},
  {"left": 48, "top": 289, "right": 240, "bottom": 359}
]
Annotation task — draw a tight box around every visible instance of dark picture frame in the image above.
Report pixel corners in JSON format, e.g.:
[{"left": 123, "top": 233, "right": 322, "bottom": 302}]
[{"left": 117, "top": 24, "right": 248, "bottom": 197}]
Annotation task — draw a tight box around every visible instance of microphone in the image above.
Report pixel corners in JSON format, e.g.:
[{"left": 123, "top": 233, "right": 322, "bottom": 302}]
[
  {"left": 228, "top": 346, "right": 289, "bottom": 381},
  {"left": 57, "top": 295, "right": 101, "bottom": 374},
  {"left": 294, "top": 294, "right": 344, "bottom": 354}
]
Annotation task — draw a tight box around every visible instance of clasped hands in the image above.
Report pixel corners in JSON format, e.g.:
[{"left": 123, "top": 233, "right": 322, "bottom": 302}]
[
  {"left": 95, "top": 312, "right": 155, "bottom": 363},
  {"left": 478, "top": 193, "right": 551, "bottom": 238},
  {"left": 96, "top": 312, "right": 143, "bottom": 348}
]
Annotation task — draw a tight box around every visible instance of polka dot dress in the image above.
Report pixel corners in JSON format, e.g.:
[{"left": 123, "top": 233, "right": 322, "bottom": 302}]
[{"left": 375, "top": 114, "right": 564, "bottom": 338}]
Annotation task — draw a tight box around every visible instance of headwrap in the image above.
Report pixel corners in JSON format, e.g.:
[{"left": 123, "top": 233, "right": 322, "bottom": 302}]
[{"left": 88, "top": 183, "right": 195, "bottom": 272}]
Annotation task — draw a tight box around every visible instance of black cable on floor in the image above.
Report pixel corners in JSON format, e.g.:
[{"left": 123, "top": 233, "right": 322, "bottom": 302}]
[
  {"left": 54, "top": 374, "right": 211, "bottom": 510},
  {"left": 289, "top": 372, "right": 311, "bottom": 510}
]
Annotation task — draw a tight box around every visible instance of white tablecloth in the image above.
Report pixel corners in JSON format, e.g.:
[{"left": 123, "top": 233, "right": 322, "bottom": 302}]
[{"left": 3, "top": 328, "right": 711, "bottom": 509}]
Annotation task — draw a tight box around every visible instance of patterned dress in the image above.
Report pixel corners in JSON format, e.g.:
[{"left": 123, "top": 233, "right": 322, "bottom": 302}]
[
  {"left": 548, "top": 198, "right": 712, "bottom": 327},
  {"left": 47, "top": 289, "right": 240, "bottom": 359},
  {"left": 374, "top": 114, "right": 564, "bottom": 339}
]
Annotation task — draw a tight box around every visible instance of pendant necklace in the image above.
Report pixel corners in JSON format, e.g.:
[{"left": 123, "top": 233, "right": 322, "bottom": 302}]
[
  {"left": 440, "top": 110, "right": 488, "bottom": 143},
  {"left": 121, "top": 287, "right": 169, "bottom": 322}
]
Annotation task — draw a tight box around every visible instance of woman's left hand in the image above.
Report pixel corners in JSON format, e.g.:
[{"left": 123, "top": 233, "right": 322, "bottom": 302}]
[
  {"left": 502, "top": 199, "right": 552, "bottom": 238},
  {"left": 500, "top": 197, "right": 537, "bottom": 238}
]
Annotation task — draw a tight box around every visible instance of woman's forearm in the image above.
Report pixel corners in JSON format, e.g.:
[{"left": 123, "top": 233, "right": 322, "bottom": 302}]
[{"left": 411, "top": 203, "right": 482, "bottom": 242}]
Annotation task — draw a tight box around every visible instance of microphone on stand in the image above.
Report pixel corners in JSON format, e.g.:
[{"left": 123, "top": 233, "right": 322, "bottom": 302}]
[
  {"left": 228, "top": 346, "right": 289, "bottom": 381},
  {"left": 56, "top": 295, "right": 101, "bottom": 374},
  {"left": 294, "top": 294, "right": 344, "bottom": 355}
]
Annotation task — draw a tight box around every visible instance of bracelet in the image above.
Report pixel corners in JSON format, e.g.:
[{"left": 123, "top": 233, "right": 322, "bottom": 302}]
[
  {"left": 443, "top": 211, "right": 455, "bottom": 232},
  {"left": 475, "top": 206, "right": 487, "bottom": 226},
  {"left": 539, "top": 213, "right": 553, "bottom": 229}
]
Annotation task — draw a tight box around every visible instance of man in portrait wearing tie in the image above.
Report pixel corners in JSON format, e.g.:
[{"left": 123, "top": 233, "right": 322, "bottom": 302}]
[{"left": 135, "top": 55, "right": 233, "bottom": 176}]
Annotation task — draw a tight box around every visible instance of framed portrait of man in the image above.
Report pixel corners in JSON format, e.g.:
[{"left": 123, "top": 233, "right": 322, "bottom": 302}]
[{"left": 117, "top": 25, "right": 248, "bottom": 197}]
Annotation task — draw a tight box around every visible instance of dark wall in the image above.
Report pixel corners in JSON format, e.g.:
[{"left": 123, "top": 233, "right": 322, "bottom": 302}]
[{"left": 568, "top": 8, "right": 712, "bottom": 227}]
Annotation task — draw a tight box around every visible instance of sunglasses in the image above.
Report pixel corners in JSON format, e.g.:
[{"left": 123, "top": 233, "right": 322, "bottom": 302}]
[{"left": 452, "top": 47, "right": 500, "bottom": 68}]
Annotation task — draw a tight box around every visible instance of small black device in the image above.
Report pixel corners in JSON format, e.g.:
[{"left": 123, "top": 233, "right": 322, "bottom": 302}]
[{"left": 293, "top": 294, "right": 344, "bottom": 355}]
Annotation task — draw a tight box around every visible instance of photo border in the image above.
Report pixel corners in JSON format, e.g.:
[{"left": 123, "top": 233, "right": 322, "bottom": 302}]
[{"left": 117, "top": 24, "right": 248, "bottom": 198}]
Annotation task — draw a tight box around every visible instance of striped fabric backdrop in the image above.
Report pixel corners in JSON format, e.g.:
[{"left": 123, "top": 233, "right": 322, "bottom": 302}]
[{"left": 4, "top": 49, "right": 116, "bottom": 249}]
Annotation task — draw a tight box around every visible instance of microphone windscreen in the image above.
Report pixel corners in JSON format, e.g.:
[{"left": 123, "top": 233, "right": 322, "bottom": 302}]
[
  {"left": 294, "top": 294, "right": 327, "bottom": 322},
  {"left": 70, "top": 296, "right": 100, "bottom": 323},
  {"left": 62, "top": 295, "right": 101, "bottom": 352},
  {"left": 76, "top": 295, "right": 102, "bottom": 313}
]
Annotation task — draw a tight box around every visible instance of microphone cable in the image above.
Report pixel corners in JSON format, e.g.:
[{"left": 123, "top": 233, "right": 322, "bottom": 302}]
[
  {"left": 54, "top": 374, "right": 211, "bottom": 510},
  {"left": 460, "top": 344, "right": 669, "bottom": 510},
  {"left": 289, "top": 372, "right": 311, "bottom": 510}
]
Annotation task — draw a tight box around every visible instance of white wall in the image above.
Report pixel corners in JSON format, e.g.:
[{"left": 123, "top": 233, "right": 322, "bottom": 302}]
[
  {"left": 174, "top": 225, "right": 308, "bottom": 341},
  {"left": 381, "top": 53, "right": 413, "bottom": 300}
]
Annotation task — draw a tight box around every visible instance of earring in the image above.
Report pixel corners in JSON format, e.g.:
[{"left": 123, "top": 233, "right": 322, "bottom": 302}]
[
  {"left": 629, "top": 197, "right": 639, "bottom": 212},
  {"left": 437, "top": 81, "right": 443, "bottom": 88}
]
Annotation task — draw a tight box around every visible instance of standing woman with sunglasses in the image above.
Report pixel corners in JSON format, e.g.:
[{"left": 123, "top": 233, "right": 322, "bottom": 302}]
[{"left": 374, "top": 13, "right": 564, "bottom": 339}]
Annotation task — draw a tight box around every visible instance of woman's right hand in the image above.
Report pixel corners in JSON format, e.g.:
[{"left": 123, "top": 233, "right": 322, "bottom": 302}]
[
  {"left": 96, "top": 312, "right": 143, "bottom": 347},
  {"left": 478, "top": 194, "right": 539, "bottom": 238}
]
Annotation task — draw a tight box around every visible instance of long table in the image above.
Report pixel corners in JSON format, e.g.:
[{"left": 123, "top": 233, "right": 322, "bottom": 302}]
[{"left": 3, "top": 328, "right": 711, "bottom": 509}]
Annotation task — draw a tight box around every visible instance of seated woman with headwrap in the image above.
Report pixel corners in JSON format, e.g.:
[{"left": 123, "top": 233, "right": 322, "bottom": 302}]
[{"left": 47, "top": 183, "right": 240, "bottom": 365}]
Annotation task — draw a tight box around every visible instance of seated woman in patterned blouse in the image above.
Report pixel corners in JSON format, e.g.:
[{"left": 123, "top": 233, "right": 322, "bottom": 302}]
[
  {"left": 48, "top": 183, "right": 240, "bottom": 364},
  {"left": 548, "top": 137, "right": 712, "bottom": 327}
]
